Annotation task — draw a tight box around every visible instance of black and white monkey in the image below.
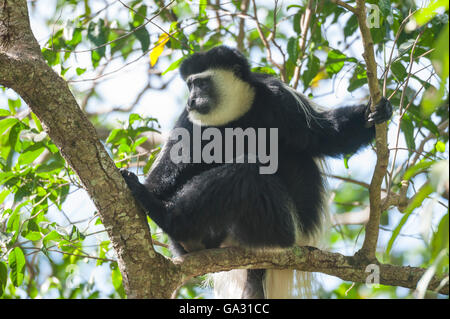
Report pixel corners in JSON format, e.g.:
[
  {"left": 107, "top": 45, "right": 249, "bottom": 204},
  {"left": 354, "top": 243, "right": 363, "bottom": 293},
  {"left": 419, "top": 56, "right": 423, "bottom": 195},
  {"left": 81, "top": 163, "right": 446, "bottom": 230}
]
[{"left": 121, "top": 46, "right": 392, "bottom": 298}]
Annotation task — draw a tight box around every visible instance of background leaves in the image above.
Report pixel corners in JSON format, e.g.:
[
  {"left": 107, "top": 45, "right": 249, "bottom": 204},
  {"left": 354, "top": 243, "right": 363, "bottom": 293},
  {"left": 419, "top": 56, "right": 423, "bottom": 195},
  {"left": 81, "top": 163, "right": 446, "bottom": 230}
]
[{"left": 0, "top": 0, "right": 448, "bottom": 299}]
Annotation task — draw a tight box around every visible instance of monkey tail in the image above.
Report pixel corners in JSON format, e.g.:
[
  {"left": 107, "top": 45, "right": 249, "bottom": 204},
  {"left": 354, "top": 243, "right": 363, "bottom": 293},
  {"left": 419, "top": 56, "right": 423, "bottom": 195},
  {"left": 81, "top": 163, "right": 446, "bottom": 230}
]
[
  {"left": 212, "top": 229, "right": 323, "bottom": 299},
  {"left": 212, "top": 267, "right": 316, "bottom": 299},
  {"left": 212, "top": 210, "right": 327, "bottom": 299},
  {"left": 263, "top": 269, "right": 315, "bottom": 298}
]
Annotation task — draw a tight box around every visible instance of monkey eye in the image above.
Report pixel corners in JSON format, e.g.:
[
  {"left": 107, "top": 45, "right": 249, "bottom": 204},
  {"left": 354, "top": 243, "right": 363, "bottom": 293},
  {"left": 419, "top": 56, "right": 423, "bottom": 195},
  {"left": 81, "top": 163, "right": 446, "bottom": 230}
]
[
  {"left": 186, "top": 77, "right": 193, "bottom": 89},
  {"left": 193, "top": 78, "right": 208, "bottom": 88}
]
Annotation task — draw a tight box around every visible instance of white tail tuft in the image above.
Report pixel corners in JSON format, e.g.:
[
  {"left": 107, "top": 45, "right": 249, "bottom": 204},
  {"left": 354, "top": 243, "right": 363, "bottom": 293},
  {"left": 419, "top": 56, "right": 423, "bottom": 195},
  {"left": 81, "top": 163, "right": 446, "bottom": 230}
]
[
  {"left": 264, "top": 269, "right": 315, "bottom": 298},
  {"left": 212, "top": 269, "right": 247, "bottom": 299}
]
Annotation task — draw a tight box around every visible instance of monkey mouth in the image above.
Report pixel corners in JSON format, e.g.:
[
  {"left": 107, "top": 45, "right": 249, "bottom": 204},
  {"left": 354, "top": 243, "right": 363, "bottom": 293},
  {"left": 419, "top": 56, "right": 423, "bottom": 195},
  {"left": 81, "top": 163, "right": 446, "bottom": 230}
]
[{"left": 187, "top": 102, "right": 210, "bottom": 114}]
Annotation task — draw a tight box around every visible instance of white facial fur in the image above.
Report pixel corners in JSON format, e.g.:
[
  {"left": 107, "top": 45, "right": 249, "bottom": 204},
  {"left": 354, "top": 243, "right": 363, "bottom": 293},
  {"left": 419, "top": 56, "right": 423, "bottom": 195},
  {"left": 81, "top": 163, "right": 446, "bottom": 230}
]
[{"left": 187, "top": 69, "right": 255, "bottom": 126}]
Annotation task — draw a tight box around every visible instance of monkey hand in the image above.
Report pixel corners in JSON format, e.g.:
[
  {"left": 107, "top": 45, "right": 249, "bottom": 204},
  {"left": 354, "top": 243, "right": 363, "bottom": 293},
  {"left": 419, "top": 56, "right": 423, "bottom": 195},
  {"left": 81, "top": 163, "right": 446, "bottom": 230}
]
[
  {"left": 365, "top": 97, "right": 393, "bottom": 127},
  {"left": 120, "top": 168, "right": 167, "bottom": 221},
  {"left": 120, "top": 168, "right": 147, "bottom": 198}
]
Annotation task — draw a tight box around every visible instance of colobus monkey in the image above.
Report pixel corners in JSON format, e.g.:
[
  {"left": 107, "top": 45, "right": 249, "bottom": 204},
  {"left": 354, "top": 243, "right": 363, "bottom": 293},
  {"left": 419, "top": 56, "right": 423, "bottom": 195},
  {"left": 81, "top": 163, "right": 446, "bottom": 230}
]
[{"left": 121, "top": 46, "right": 392, "bottom": 298}]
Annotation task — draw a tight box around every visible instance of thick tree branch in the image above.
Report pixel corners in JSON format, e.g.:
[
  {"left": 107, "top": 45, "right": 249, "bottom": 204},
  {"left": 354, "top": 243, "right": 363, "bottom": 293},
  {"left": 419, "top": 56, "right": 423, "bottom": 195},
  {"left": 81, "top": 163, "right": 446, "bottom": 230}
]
[
  {"left": 351, "top": 0, "right": 389, "bottom": 260},
  {"left": 1, "top": 0, "right": 447, "bottom": 299},
  {"left": 0, "top": 0, "right": 173, "bottom": 298},
  {"left": 174, "top": 246, "right": 449, "bottom": 295}
]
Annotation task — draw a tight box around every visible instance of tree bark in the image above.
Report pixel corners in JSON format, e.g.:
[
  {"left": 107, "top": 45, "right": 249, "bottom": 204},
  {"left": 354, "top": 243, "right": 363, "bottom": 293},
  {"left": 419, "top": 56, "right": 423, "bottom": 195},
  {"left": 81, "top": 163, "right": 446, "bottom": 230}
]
[
  {"left": 0, "top": 0, "right": 175, "bottom": 298},
  {"left": 354, "top": 0, "right": 390, "bottom": 261},
  {"left": 0, "top": 0, "right": 447, "bottom": 298}
]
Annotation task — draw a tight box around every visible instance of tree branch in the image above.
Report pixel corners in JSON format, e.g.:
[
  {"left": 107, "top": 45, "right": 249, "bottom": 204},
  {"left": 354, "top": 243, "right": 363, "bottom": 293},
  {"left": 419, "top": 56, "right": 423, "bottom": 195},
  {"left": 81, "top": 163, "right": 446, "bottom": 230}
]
[
  {"left": 332, "top": 0, "right": 357, "bottom": 14},
  {"left": 2, "top": 0, "right": 447, "bottom": 299},
  {"left": 174, "top": 246, "right": 449, "bottom": 295},
  {"left": 350, "top": 0, "right": 389, "bottom": 261},
  {"left": 0, "top": 0, "right": 173, "bottom": 298}
]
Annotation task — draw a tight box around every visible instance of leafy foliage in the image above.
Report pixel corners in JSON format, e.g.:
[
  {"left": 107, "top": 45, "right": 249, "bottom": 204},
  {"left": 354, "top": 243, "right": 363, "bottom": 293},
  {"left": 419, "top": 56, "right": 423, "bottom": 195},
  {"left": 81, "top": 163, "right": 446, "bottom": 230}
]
[{"left": 0, "top": 0, "right": 448, "bottom": 299}]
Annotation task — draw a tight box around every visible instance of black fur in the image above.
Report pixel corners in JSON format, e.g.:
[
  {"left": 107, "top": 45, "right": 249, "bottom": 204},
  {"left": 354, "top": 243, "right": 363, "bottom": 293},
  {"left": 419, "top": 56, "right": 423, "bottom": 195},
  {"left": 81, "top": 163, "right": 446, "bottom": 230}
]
[
  {"left": 121, "top": 46, "right": 393, "bottom": 298},
  {"left": 180, "top": 46, "right": 251, "bottom": 81}
]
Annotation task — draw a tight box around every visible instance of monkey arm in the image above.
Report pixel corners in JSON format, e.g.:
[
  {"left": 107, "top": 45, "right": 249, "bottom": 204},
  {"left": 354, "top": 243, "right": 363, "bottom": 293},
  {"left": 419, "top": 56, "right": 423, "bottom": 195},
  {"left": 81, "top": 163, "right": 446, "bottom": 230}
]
[
  {"left": 120, "top": 168, "right": 168, "bottom": 228},
  {"left": 302, "top": 97, "right": 392, "bottom": 158}
]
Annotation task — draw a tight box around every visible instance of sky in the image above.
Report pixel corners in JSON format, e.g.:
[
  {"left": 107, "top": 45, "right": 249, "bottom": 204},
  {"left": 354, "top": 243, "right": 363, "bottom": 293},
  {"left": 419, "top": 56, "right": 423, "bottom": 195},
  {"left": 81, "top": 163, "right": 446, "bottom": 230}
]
[{"left": 0, "top": 0, "right": 447, "bottom": 298}]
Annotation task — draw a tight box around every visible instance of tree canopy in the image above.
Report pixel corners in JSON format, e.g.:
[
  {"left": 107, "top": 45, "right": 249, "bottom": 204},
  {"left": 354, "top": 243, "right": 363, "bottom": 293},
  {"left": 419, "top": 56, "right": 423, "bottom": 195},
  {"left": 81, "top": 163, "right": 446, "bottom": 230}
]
[{"left": 0, "top": 0, "right": 448, "bottom": 299}]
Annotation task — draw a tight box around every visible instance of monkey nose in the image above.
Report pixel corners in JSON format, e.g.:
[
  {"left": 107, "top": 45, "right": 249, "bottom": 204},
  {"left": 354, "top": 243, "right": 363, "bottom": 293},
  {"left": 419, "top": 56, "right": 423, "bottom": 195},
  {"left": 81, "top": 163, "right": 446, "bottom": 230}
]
[{"left": 187, "top": 97, "right": 196, "bottom": 111}]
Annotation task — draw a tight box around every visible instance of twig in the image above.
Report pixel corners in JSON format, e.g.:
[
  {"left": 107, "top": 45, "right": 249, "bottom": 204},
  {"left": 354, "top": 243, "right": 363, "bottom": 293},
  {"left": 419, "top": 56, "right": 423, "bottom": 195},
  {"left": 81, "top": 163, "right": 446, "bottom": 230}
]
[
  {"left": 237, "top": 0, "right": 250, "bottom": 51},
  {"left": 332, "top": 0, "right": 357, "bottom": 14},
  {"left": 251, "top": 0, "right": 286, "bottom": 81},
  {"left": 292, "top": 0, "right": 314, "bottom": 89},
  {"left": 351, "top": 0, "right": 388, "bottom": 260},
  {"left": 47, "top": 0, "right": 176, "bottom": 54}
]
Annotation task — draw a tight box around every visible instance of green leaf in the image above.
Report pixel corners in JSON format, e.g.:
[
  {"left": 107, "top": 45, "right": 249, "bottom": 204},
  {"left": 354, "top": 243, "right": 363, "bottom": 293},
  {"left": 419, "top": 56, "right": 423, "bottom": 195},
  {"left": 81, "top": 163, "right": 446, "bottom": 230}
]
[
  {"left": 403, "top": 160, "right": 435, "bottom": 180},
  {"left": 0, "top": 109, "right": 11, "bottom": 116},
  {"left": 302, "top": 55, "right": 320, "bottom": 88},
  {"left": 413, "top": 0, "right": 449, "bottom": 26},
  {"left": 377, "top": 0, "right": 391, "bottom": 17},
  {"left": 132, "top": 23, "right": 150, "bottom": 53},
  {"left": 18, "top": 143, "right": 46, "bottom": 166},
  {"left": 129, "top": 113, "right": 143, "bottom": 125},
  {"left": 422, "top": 24, "right": 449, "bottom": 116},
  {"left": 292, "top": 10, "right": 302, "bottom": 34},
  {"left": 97, "top": 240, "right": 110, "bottom": 266},
  {"left": 162, "top": 57, "right": 185, "bottom": 75},
  {"left": 343, "top": 154, "right": 351, "bottom": 169},
  {"left": 325, "top": 49, "right": 349, "bottom": 76},
  {"left": 287, "top": 37, "right": 299, "bottom": 64},
  {"left": 118, "top": 143, "right": 131, "bottom": 154},
  {"left": 67, "top": 28, "right": 82, "bottom": 47},
  {"left": 41, "top": 48, "right": 59, "bottom": 66},
  {"left": 346, "top": 63, "right": 368, "bottom": 92},
  {"left": 8, "top": 98, "right": 21, "bottom": 112},
  {"left": 43, "top": 230, "right": 61, "bottom": 246},
  {"left": 30, "top": 112, "right": 43, "bottom": 132},
  {"left": 76, "top": 67, "right": 86, "bottom": 75},
  {"left": 131, "top": 4, "right": 147, "bottom": 26},
  {"left": 199, "top": 0, "right": 207, "bottom": 20},
  {"left": 435, "top": 141, "right": 446, "bottom": 152},
  {"left": 9, "top": 247, "right": 25, "bottom": 287},
  {"left": 390, "top": 61, "right": 407, "bottom": 81},
  {"left": 0, "top": 188, "right": 10, "bottom": 204},
  {"left": 370, "top": 23, "right": 385, "bottom": 44},
  {"left": 400, "top": 113, "right": 415, "bottom": 155},
  {"left": 106, "top": 129, "right": 128, "bottom": 145},
  {"left": 344, "top": 14, "right": 358, "bottom": 37},
  {"left": 431, "top": 213, "right": 449, "bottom": 261},
  {"left": 386, "top": 183, "right": 433, "bottom": 256},
  {"left": 251, "top": 67, "right": 278, "bottom": 76},
  {"left": 132, "top": 136, "right": 148, "bottom": 152},
  {"left": 24, "top": 231, "right": 42, "bottom": 241},
  {"left": 0, "top": 261, "right": 7, "bottom": 296},
  {"left": 87, "top": 19, "right": 108, "bottom": 58},
  {"left": 6, "top": 209, "right": 20, "bottom": 234},
  {"left": 111, "top": 264, "right": 126, "bottom": 298},
  {"left": 0, "top": 118, "right": 19, "bottom": 136},
  {"left": 91, "top": 50, "right": 101, "bottom": 68},
  {"left": 35, "top": 154, "right": 65, "bottom": 174},
  {"left": 143, "top": 147, "right": 161, "bottom": 175}
]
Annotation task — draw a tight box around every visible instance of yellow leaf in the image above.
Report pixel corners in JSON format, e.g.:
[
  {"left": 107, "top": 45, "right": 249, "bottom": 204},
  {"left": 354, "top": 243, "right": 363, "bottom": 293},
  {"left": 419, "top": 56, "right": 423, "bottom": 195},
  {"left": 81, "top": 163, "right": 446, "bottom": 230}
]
[
  {"left": 310, "top": 70, "right": 328, "bottom": 88},
  {"left": 150, "top": 34, "right": 170, "bottom": 67}
]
